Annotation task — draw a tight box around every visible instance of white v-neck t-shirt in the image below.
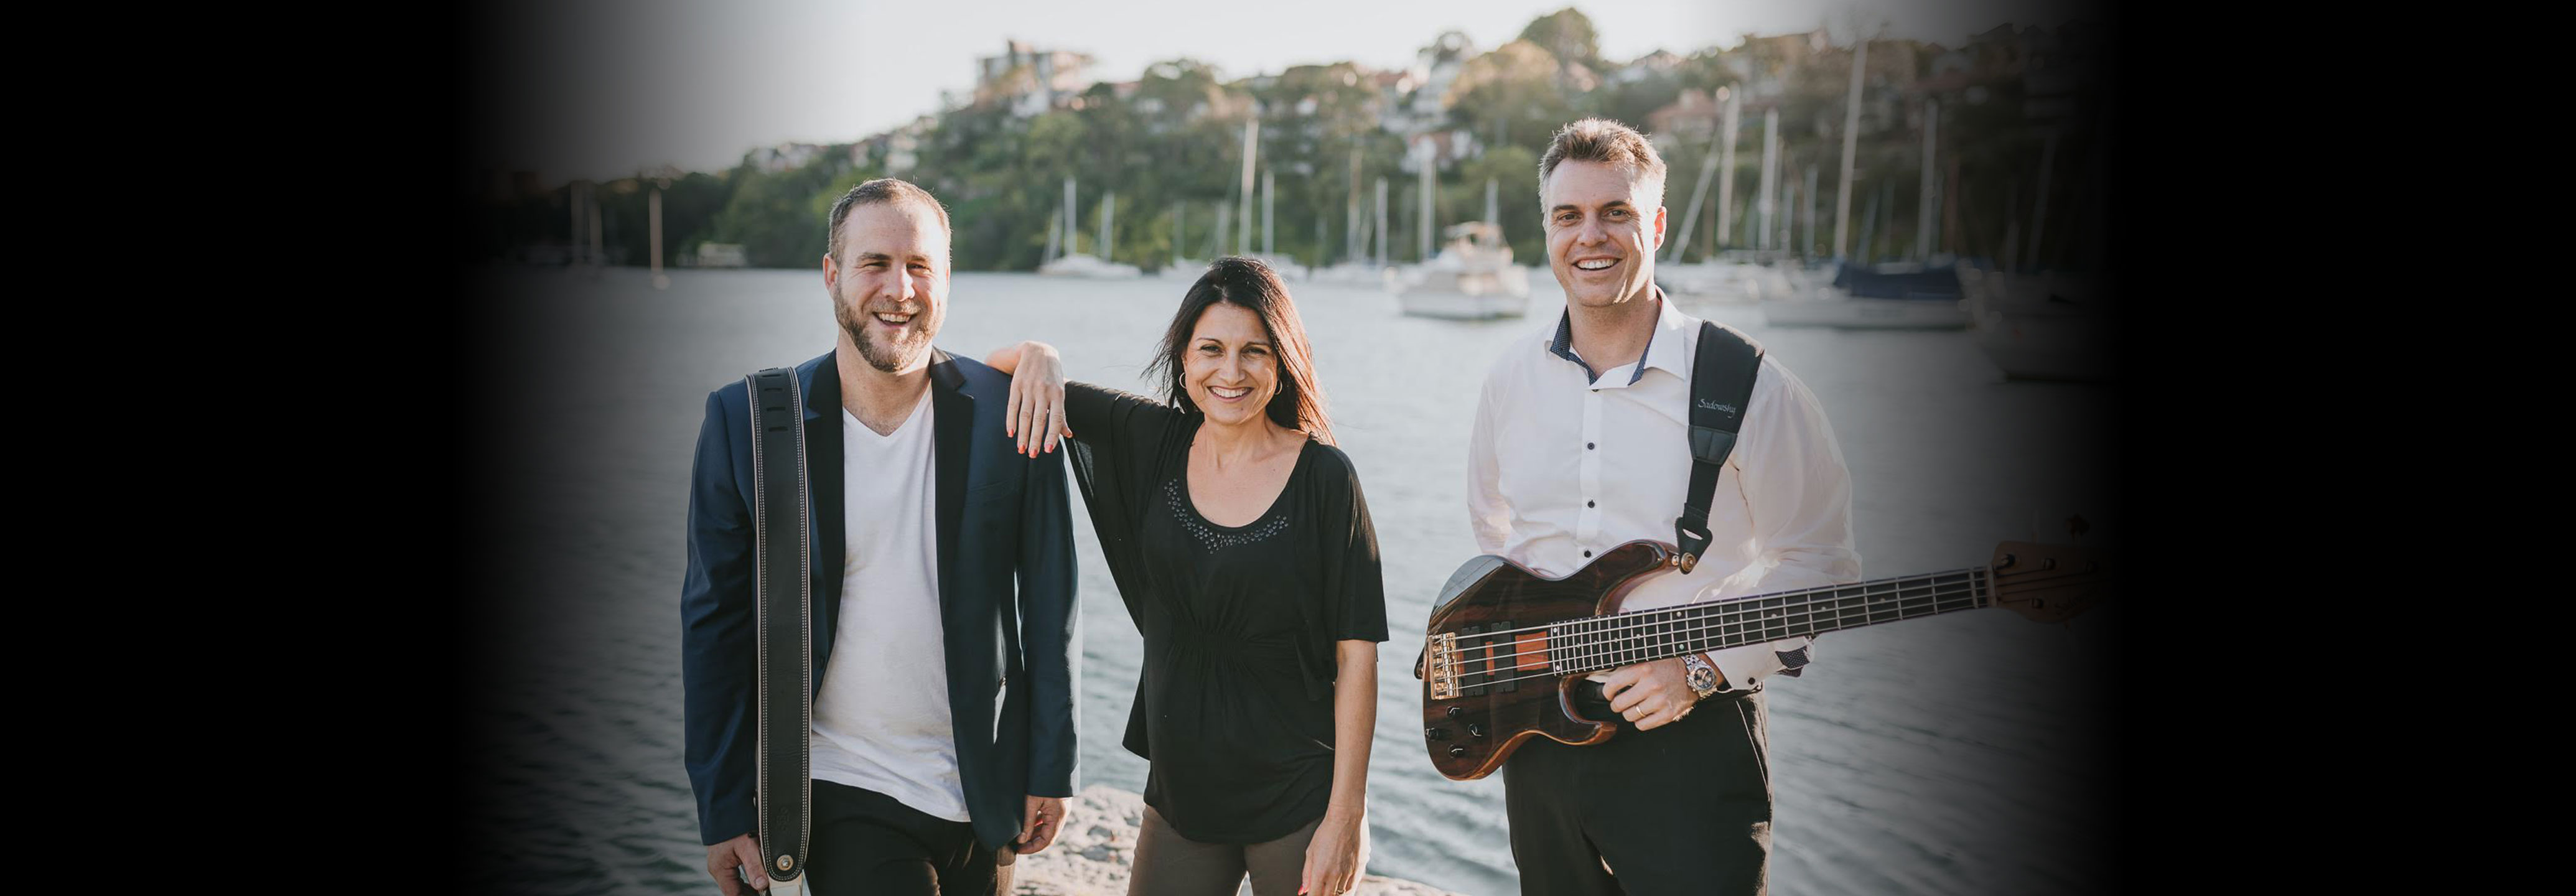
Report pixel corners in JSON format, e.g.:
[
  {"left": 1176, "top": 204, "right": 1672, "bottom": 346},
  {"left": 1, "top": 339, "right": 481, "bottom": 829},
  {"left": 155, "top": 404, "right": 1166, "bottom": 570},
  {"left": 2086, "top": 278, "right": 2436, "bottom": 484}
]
[{"left": 808, "top": 390, "right": 966, "bottom": 821}]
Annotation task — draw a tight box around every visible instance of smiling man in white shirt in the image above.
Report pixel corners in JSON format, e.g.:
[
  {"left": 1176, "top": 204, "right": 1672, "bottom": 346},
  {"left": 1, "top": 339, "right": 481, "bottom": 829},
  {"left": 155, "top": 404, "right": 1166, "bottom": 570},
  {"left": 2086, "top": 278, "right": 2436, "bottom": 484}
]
[{"left": 1465, "top": 118, "right": 1862, "bottom": 896}]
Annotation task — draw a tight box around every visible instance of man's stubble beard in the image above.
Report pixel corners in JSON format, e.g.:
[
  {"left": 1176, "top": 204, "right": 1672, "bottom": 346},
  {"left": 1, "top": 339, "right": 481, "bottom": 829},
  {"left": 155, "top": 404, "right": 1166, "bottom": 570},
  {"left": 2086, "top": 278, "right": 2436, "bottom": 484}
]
[{"left": 835, "top": 287, "right": 940, "bottom": 373}]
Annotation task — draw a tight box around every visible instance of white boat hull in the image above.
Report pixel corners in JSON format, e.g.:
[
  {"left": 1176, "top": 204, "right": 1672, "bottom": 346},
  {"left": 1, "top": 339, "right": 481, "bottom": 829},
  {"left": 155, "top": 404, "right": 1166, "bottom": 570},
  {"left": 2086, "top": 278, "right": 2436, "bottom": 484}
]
[
  {"left": 1038, "top": 254, "right": 1142, "bottom": 279},
  {"left": 1397, "top": 289, "right": 1529, "bottom": 320}
]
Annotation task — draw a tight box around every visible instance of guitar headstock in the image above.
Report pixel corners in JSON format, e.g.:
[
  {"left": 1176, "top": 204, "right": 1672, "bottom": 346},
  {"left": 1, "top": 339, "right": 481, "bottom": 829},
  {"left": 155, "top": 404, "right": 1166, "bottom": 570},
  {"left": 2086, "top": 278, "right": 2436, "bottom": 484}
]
[{"left": 1989, "top": 541, "right": 2109, "bottom": 623}]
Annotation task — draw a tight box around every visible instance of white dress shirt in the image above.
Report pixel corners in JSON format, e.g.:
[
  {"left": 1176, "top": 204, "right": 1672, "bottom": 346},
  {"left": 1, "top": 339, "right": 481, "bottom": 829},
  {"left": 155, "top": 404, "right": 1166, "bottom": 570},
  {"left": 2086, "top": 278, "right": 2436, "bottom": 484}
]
[{"left": 1465, "top": 291, "right": 1862, "bottom": 692}]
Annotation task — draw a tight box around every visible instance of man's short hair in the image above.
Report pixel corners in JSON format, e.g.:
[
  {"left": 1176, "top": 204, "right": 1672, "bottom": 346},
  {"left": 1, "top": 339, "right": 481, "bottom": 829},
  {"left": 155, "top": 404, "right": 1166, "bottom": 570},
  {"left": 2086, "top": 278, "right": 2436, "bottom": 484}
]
[
  {"left": 826, "top": 178, "right": 952, "bottom": 263},
  {"left": 1538, "top": 118, "right": 1668, "bottom": 203}
]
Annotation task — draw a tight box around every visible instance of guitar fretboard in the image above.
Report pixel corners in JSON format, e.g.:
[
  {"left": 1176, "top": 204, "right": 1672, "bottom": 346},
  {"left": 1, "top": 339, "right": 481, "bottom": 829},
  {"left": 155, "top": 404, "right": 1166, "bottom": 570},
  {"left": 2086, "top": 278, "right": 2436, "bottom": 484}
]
[{"left": 1544, "top": 568, "right": 1989, "bottom": 674}]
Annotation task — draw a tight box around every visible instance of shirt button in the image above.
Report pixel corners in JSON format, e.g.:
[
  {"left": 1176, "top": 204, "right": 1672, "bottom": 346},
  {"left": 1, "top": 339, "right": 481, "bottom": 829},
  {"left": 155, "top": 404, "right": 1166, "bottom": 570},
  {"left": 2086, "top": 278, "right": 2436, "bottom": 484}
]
[
  {"left": 1583, "top": 549, "right": 1593, "bottom": 558},
  {"left": 1587, "top": 442, "right": 1595, "bottom": 450},
  {"left": 1586, "top": 500, "right": 1595, "bottom": 508}
]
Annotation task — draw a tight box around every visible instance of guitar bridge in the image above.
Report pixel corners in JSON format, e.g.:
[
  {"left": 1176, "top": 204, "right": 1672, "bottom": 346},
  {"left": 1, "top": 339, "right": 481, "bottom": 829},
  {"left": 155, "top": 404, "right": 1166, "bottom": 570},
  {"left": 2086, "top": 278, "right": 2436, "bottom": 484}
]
[{"left": 1426, "top": 633, "right": 1457, "bottom": 699}]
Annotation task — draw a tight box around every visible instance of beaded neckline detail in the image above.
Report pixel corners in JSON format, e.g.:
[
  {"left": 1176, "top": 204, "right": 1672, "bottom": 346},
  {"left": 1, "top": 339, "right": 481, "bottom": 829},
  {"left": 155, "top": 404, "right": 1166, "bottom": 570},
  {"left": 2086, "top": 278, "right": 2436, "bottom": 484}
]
[{"left": 1164, "top": 477, "right": 1289, "bottom": 551}]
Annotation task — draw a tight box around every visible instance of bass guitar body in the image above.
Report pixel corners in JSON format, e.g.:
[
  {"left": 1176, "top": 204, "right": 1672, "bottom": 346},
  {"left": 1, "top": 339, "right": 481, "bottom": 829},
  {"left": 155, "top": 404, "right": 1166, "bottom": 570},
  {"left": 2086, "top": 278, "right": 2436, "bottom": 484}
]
[{"left": 1418, "top": 541, "right": 1676, "bottom": 781}]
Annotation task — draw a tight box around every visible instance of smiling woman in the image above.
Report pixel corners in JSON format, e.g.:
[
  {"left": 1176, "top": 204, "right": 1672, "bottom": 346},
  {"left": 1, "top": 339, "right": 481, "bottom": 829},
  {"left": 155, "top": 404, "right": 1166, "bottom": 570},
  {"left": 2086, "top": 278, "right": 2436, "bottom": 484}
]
[{"left": 983, "top": 258, "right": 1389, "bottom": 896}]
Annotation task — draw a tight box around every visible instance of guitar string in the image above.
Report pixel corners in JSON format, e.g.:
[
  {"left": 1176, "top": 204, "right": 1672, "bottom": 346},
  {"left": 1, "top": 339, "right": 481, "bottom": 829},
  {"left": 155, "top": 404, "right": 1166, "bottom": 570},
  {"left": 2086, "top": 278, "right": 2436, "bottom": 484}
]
[
  {"left": 1448, "top": 573, "right": 1989, "bottom": 653},
  {"left": 1454, "top": 589, "right": 1989, "bottom": 670},
  {"left": 1462, "top": 597, "right": 1984, "bottom": 691},
  {"left": 1437, "top": 567, "right": 1995, "bottom": 642},
  {"left": 1448, "top": 593, "right": 1988, "bottom": 684},
  {"left": 1432, "top": 561, "right": 2101, "bottom": 673},
  {"left": 1444, "top": 587, "right": 1988, "bottom": 688},
  {"left": 1463, "top": 594, "right": 1987, "bottom": 677},
  {"left": 1450, "top": 583, "right": 1988, "bottom": 668},
  {"left": 1436, "top": 562, "right": 2094, "bottom": 645}
]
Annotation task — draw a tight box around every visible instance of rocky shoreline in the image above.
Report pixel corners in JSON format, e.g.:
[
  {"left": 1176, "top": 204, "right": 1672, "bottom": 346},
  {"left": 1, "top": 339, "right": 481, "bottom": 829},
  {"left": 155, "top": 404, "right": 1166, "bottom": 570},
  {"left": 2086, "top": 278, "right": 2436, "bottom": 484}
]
[{"left": 1007, "top": 785, "right": 1464, "bottom": 895}]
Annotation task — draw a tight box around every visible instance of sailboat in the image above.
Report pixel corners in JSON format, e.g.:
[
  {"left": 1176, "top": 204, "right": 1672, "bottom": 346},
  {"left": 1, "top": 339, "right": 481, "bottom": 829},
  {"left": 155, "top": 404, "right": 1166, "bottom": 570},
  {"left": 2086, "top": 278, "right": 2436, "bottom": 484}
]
[
  {"left": 1310, "top": 153, "right": 1393, "bottom": 286},
  {"left": 1657, "top": 87, "right": 1763, "bottom": 309},
  {"left": 1393, "top": 178, "right": 1529, "bottom": 319},
  {"left": 1039, "top": 177, "right": 1142, "bottom": 279},
  {"left": 1758, "top": 85, "right": 1965, "bottom": 329},
  {"left": 1226, "top": 124, "right": 1306, "bottom": 281},
  {"left": 1962, "top": 130, "right": 2111, "bottom": 381}
]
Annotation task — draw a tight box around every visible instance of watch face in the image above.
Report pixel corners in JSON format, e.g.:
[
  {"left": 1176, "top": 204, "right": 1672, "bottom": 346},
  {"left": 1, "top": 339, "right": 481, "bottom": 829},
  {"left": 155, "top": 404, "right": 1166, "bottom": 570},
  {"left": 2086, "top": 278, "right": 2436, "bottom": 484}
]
[{"left": 1687, "top": 664, "right": 1715, "bottom": 691}]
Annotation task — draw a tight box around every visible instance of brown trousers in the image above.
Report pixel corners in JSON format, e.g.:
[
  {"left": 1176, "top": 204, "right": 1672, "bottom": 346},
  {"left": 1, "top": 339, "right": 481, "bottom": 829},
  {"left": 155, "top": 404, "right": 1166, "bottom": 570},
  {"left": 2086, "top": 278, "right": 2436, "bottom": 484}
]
[{"left": 1128, "top": 804, "right": 1332, "bottom": 896}]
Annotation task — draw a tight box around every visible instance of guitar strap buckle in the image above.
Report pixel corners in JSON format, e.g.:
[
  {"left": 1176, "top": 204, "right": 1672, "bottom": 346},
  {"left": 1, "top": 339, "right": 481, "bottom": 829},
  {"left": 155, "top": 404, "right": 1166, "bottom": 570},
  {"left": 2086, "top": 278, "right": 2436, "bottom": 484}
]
[
  {"left": 1674, "top": 518, "right": 1710, "bottom": 574},
  {"left": 1677, "top": 321, "right": 1759, "bottom": 577}
]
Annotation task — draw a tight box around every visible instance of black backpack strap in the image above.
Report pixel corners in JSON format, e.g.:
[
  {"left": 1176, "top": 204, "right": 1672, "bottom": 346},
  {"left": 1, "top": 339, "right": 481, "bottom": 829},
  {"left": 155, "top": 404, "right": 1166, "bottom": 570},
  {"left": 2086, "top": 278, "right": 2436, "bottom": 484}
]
[
  {"left": 1676, "top": 322, "right": 1762, "bottom": 574},
  {"left": 747, "top": 367, "right": 813, "bottom": 886}
]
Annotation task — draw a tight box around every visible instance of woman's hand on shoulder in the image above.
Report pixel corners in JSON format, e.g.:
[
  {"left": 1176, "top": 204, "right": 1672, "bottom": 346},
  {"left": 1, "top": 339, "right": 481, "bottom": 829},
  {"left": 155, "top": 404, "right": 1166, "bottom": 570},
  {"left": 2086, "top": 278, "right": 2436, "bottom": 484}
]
[{"left": 998, "top": 341, "right": 1071, "bottom": 457}]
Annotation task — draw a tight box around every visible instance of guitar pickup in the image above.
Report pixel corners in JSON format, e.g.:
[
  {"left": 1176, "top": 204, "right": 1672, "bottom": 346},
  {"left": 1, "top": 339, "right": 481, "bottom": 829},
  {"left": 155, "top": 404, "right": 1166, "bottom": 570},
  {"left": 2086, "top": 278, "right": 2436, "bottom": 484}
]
[{"left": 1459, "top": 625, "right": 1488, "bottom": 696}]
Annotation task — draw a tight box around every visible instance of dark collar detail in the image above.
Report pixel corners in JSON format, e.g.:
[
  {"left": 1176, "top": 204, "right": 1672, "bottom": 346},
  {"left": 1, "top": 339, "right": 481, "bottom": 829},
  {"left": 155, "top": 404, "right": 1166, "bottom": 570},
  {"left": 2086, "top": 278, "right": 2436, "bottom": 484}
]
[{"left": 1547, "top": 310, "right": 1654, "bottom": 386}]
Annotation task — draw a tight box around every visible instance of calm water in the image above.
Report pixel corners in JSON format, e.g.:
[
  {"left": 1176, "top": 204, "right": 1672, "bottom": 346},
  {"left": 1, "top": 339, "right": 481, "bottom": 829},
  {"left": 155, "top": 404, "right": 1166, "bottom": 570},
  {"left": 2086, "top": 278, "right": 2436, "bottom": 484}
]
[{"left": 465, "top": 266, "right": 2121, "bottom": 895}]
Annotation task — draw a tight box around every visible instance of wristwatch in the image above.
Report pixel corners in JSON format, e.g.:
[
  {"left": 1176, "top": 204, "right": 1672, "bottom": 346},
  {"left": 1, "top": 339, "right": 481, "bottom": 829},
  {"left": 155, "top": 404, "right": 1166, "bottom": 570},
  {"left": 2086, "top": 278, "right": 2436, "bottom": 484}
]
[{"left": 1680, "top": 653, "right": 1722, "bottom": 700}]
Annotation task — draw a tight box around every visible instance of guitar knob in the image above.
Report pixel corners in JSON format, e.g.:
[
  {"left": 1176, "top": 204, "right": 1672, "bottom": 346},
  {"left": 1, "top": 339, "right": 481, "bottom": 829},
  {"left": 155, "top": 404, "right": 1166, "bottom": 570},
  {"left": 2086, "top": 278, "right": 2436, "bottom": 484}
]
[
  {"left": 1448, "top": 745, "right": 1468, "bottom": 758},
  {"left": 1424, "top": 727, "right": 1448, "bottom": 740},
  {"left": 1468, "top": 723, "right": 1487, "bottom": 738},
  {"left": 1445, "top": 706, "right": 1463, "bottom": 718}
]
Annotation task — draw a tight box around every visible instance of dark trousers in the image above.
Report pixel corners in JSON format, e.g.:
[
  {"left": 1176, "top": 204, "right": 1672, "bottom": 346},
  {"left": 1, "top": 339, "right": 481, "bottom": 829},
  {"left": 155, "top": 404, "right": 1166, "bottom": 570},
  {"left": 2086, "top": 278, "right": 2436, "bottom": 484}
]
[
  {"left": 806, "top": 780, "right": 1009, "bottom": 896},
  {"left": 1503, "top": 690, "right": 1773, "bottom": 896}
]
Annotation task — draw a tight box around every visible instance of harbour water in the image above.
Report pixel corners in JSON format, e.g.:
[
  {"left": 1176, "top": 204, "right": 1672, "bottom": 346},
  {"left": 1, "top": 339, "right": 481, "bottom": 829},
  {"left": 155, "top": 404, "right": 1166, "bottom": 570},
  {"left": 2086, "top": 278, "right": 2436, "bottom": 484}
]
[{"left": 463, "top": 266, "right": 2121, "bottom": 895}]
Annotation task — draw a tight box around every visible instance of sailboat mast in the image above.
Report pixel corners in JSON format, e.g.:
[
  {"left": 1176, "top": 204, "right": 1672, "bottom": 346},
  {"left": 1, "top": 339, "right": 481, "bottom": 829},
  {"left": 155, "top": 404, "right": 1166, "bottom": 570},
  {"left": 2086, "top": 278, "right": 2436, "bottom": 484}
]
[
  {"left": 1717, "top": 85, "right": 1740, "bottom": 247},
  {"left": 1758, "top": 106, "right": 1779, "bottom": 253},
  {"left": 1671, "top": 139, "right": 1719, "bottom": 263},
  {"left": 1239, "top": 116, "right": 1259, "bottom": 256},
  {"left": 1419, "top": 154, "right": 1435, "bottom": 262},
  {"left": 1374, "top": 177, "right": 1388, "bottom": 267},
  {"left": 1834, "top": 34, "right": 1869, "bottom": 259},
  {"left": 1917, "top": 99, "right": 1938, "bottom": 260}
]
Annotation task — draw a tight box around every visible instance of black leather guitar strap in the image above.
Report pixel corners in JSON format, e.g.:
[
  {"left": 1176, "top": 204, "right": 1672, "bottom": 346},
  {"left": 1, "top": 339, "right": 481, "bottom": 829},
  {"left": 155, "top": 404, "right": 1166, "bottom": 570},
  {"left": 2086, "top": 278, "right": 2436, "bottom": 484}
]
[
  {"left": 1676, "top": 321, "right": 1762, "bottom": 573},
  {"left": 747, "top": 368, "right": 812, "bottom": 888}
]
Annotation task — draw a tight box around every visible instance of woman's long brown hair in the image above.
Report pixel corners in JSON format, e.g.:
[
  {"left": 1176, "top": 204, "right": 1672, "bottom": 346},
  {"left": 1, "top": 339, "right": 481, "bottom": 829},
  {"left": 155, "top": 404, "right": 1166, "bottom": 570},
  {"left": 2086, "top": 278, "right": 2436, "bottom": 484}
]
[{"left": 1145, "top": 256, "right": 1335, "bottom": 445}]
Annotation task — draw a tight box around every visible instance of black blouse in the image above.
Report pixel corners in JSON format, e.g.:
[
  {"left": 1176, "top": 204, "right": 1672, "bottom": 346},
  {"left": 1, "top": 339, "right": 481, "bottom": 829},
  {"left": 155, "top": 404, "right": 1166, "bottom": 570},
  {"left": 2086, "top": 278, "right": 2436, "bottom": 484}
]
[{"left": 1062, "top": 381, "right": 1388, "bottom": 844}]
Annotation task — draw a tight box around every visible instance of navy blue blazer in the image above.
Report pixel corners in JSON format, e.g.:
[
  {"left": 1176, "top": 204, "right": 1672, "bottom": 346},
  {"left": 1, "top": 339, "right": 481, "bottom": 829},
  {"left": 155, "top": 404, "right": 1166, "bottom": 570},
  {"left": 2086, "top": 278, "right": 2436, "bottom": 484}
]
[{"left": 681, "top": 348, "right": 1078, "bottom": 851}]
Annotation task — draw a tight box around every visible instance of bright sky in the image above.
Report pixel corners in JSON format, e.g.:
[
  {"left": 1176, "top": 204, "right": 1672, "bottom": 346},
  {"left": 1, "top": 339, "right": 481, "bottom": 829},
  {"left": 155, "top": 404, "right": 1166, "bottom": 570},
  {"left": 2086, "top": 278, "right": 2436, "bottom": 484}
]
[{"left": 482, "top": 0, "right": 2093, "bottom": 183}]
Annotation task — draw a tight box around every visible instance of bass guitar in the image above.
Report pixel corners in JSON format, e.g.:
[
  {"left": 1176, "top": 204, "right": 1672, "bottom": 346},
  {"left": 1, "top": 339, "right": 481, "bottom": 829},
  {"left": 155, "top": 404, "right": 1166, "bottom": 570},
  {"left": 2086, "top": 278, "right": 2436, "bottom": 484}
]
[{"left": 1416, "top": 539, "right": 2108, "bottom": 780}]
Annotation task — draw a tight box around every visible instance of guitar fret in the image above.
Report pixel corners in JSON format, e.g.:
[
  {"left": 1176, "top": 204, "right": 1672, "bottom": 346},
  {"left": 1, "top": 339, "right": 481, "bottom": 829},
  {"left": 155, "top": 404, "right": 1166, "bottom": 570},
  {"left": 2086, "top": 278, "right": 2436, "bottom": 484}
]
[{"left": 1539, "top": 568, "right": 1999, "bottom": 677}]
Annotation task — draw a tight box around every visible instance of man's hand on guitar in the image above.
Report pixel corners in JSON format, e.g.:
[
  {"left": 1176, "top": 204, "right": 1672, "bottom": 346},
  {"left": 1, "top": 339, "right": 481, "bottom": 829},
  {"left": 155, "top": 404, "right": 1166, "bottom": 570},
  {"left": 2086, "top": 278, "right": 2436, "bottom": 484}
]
[
  {"left": 1598, "top": 658, "right": 1702, "bottom": 731},
  {"left": 706, "top": 832, "right": 768, "bottom": 895}
]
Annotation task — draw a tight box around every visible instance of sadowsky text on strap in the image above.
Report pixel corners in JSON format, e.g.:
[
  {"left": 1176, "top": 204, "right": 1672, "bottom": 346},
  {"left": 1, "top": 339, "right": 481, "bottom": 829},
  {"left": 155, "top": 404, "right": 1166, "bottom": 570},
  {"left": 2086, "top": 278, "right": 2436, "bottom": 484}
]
[
  {"left": 748, "top": 368, "right": 813, "bottom": 891},
  {"left": 1676, "top": 320, "right": 1762, "bottom": 574}
]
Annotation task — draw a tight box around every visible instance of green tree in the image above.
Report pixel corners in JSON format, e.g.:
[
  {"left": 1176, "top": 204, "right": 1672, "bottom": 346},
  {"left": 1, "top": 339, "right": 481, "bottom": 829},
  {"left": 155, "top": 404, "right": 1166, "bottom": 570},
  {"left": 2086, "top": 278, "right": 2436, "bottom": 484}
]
[
  {"left": 1446, "top": 40, "right": 1574, "bottom": 150},
  {"left": 1518, "top": 7, "right": 1602, "bottom": 71}
]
